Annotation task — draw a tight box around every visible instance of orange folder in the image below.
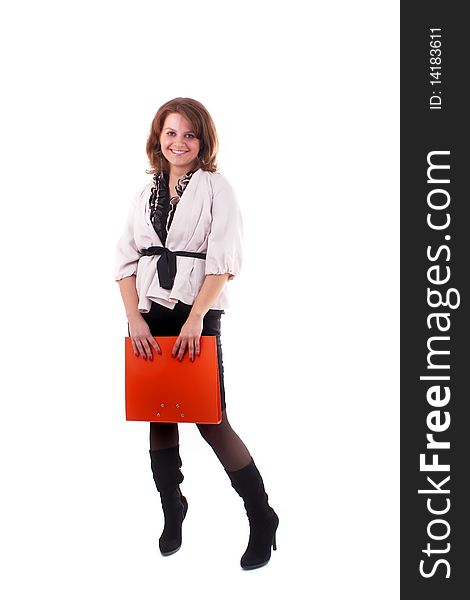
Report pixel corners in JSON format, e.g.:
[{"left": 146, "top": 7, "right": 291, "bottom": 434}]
[{"left": 125, "top": 336, "right": 222, "bottom": 424}]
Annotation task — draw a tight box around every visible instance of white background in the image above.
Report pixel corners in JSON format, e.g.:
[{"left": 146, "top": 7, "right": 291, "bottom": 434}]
[{"left": 0, "top": 1, "right": 399, "bottom": 598}]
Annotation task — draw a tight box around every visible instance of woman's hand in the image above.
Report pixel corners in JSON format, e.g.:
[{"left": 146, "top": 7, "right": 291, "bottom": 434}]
[
  {"left": 172, "top": 314, "right": 203, "bottom": 362},
  {"left": 128, "top": 313, "right": 161, "bottom": 360}
]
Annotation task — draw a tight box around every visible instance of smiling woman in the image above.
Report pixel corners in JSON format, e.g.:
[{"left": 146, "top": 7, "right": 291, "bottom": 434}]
[
  {"left": 160, "top": 113, "right": 201, "bottom": 183},
  {"left": 114, "top": 97, "right": 279, "bottom": 570},
  {"left": 145, "top": 97, "right": 219, "bottom": 178}
]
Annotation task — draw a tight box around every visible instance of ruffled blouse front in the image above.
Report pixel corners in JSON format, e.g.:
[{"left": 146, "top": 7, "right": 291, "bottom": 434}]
[{"left": 149, "top": 169, "right": 197, "bottom": 245}]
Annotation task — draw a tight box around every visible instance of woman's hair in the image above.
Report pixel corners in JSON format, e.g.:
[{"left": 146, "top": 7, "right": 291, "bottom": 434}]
[{"left": 146, "top": 97, "right": 219, "bottom": 175}]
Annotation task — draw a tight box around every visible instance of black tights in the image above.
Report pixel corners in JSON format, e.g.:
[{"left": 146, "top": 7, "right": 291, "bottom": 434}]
[{"left": 149, "top": 408, "right": 251, "bottom": 472}]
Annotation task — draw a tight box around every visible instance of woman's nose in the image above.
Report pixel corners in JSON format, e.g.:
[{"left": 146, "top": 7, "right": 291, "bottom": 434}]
[{"left": 173, "top": 134, "right": 186, "bottom": 145}]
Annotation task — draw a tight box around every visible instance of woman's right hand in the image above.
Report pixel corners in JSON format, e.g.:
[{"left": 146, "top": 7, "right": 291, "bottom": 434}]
[{"left": 128, "top": 314, "right": 161, "bottom": 360}]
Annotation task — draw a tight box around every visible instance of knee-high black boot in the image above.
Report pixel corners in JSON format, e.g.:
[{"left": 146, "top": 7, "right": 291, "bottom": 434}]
[
  {"left": 225, "top": 457, "right": 279, "bottom": 570},
  {"left": 149, "top": 445, "right": 188, "bottom": 556}
]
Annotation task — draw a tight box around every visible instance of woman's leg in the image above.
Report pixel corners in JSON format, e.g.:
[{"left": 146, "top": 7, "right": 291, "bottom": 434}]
[
  {"left": 197, "top": 410, "right": 278, "bottom": 570},
  {"left": 149, "top": 422, "right": 187, "bottom": 556},
  {"left": 196, "top": 409, "right": 251, "bottom": 471},
  {"left": 149, "top": 422, "right": 179, "bottom": 450},
  {"left": 142, "top": 302, "right": 190, "bottom": 556}
]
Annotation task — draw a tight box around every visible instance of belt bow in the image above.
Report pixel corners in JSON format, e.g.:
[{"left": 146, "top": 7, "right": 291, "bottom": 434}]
[{"left": 140, "top": 246, "right": 207, "bottom": 290}]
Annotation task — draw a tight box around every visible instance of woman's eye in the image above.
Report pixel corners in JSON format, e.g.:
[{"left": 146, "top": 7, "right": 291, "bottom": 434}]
[{"left": 166, "top": 132, "right": 195, "bottom": 138}]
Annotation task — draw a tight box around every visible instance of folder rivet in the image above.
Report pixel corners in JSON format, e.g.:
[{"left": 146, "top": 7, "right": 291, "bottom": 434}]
[
  {"left": 161, "top": 403, "right": 164, "bottom": 407},
  {"left": 176, "top": 403, "right": 180, "bottom": 408},
  {"left": 156, "top": 412, "right": 160, "bottom": 417},
  {"left": 181, "top": 413, "right": 184, "bottom": 417}
]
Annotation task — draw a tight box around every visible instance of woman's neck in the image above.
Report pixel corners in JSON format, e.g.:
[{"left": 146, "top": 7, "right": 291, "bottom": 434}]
[{"left": 168, "top": 163, "right": 198, "bottom": 181}]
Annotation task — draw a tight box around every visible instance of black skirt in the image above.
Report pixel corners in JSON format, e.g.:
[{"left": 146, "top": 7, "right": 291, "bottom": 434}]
[{"left": 135, "top": 301, "right": 226, "bottom": 411}]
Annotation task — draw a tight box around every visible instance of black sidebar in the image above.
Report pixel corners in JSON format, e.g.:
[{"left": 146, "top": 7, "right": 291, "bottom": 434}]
[{"left": 401, "top": 2, "right": 469, "bottom": 598}]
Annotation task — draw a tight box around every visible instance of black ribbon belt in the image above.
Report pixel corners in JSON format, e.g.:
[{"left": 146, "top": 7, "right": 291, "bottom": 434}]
[{"left": 140, "top": 246, "right": 207, "bottom": 290}]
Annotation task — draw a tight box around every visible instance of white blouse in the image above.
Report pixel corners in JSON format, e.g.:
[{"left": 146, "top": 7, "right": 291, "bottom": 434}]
[{"left": 114, "top": 168, "right": 243, "bottom": 312}]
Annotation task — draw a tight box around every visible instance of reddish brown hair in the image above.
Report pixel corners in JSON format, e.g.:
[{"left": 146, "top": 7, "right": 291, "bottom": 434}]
[{"left": 145, "top": 97, "right": 219, "bottom": 175}]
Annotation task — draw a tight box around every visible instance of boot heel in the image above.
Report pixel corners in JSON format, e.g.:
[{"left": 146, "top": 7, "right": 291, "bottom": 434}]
[{"left": 272, "top": 531, "right": 277, "bottom": 551}]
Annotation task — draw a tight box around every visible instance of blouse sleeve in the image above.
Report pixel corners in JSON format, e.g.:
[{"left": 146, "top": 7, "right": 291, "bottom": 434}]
[
  {"left": 205, "top": 174, "right": 243, "bottom": 280},
  {"left": 114, "top": 186, "right": 144, "bottom": 281}
]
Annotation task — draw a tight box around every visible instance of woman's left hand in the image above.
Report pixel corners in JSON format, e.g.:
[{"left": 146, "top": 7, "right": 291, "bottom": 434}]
[{"left": 172, "top": 315, "right": 203, "bottom": 361}]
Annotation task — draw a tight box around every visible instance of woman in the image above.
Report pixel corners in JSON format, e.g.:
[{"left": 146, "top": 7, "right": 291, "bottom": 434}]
[{"left": 114, "top": 97, "right": 279, "bottom": 570}]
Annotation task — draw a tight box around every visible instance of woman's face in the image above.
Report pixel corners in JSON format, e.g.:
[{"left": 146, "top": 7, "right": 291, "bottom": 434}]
[{"left": 159, "top": 112, "right": 201, "bottom": 175}]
